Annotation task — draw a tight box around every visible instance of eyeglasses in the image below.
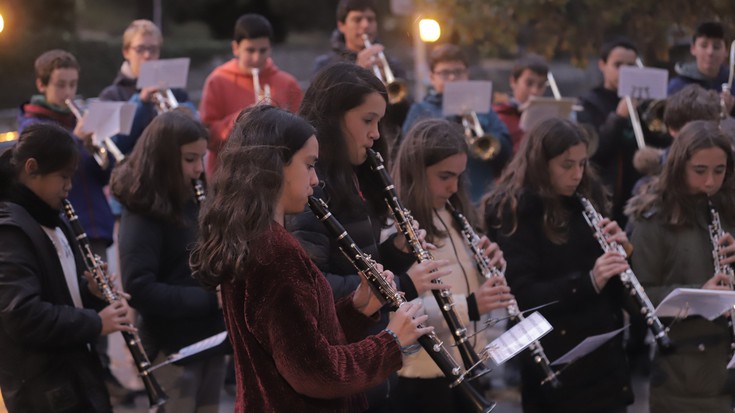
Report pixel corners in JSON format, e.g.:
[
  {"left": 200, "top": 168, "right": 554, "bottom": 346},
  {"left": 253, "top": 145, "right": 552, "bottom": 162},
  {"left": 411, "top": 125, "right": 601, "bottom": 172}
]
[
  {"left": 130, "top": 45, "right": 160, "bottom": 55},
  {"left": 433, "top": 68, "right": 468, "bottom": 79}
]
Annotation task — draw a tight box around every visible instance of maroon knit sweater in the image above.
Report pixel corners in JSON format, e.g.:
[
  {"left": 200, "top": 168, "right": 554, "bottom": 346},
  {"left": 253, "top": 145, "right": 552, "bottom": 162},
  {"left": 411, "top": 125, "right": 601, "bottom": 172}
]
[{"left": 221, "top": 223, "right": 403, "bottom": 412}]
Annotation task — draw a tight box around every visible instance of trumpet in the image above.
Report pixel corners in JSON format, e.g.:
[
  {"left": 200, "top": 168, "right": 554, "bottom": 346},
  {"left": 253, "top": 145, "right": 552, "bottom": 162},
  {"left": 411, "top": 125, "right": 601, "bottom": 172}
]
[
  {"left": 65, "top": 98, "right": 125, "bottom": 169},
  {"left": 361, "top": 34, "right": 408, "bottom": 104},
  {"left": 251, "top": 68, "right": 272, "bottom": 104},
  {"left": 63, "top": 200, "right": 168, "bottom": 407},
  {"left": 152, "top": 89, "right": 179, "bottom": 115},
  {"left": 461, "top": 111, "right": 502, "bottom": 161},
  {"left": 446, "top": 202, "right": 561, "bottom": 387}
]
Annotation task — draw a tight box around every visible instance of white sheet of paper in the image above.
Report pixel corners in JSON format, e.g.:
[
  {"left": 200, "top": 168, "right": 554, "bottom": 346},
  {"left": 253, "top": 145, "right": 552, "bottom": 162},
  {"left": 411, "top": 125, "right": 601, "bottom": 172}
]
[
  {"left": 82, "top": 101, "right": 137, "bottom": 146},
  {"left": 728, "top": 353, "right": 735, "bottom": 369},
  {"left": 442, "top": 80, "right": 492, "bottom": 116},
  {"left": 618, "top": 66, "right": 668, "bottom": 100},
  {"left": 485, "top": 311, "right": 553, "bottom": 365},
  {"left": 655, "top": 288, "right": 735, "bottom": 320},
  {"left": 551, "top": 325, "right": 628, "bottom": 366},
  {"left": 149, "top": 331, "right": 228, "bottom": 372},
  {"left": 519, "top": 97, "right": 577, "bottom": 132},
  {"left": 136, "top": 57, "right": 190, "bottom": 89}
]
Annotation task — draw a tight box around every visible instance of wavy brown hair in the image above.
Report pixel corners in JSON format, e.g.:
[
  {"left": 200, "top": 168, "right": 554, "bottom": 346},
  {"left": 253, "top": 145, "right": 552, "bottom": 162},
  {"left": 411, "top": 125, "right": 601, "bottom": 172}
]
[
  {"left": 190, "top": 105, "right": 315, "bottom": 289},
  {"left": 392, "top": 118, "right": 476, "bottom": 243},
  {"left": 110, "top": 110, "right": 208, "bottom": 226},
  {"left": 484, "top": 118, "right": 607, "bottom": 244},
  {"left": 626, "top": 120, "right": 735, "bottom": 226}
]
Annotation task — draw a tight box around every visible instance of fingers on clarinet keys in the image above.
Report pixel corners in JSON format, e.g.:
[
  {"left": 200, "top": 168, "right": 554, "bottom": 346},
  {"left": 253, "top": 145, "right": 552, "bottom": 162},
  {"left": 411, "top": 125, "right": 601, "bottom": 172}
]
[
  {"left": 388, "top": 301, "right": 432, "bottom": 351},
  {"left": 703, "top": 272, "right": 732, "bottom": 291},
  {"left": 99, "top": 301, "right": 136, "bottom": 336},
  {"left": 476, "top": 281, "right": 514, "bottom": 314},
  {"left": 591, "top": 251, "right": 629, "bottom": 289},
  {"left": 407, "top": 259, "right": 453, "bottom": 294}
]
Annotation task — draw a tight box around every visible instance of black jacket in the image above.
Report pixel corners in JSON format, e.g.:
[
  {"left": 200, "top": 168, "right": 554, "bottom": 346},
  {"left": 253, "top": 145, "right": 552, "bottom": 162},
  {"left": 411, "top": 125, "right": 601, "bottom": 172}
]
[
  {"left": 578, "top": 86, "right": 670, "bottom": 226},
  {"left": 0, "top": 186, "right": 111, "bottom": 413},
  {"left": 486, "top": 192, "right": 633, "bottom": 413},
  {"left": 118, "top": 200, "right": 224, "bottom": 357}
]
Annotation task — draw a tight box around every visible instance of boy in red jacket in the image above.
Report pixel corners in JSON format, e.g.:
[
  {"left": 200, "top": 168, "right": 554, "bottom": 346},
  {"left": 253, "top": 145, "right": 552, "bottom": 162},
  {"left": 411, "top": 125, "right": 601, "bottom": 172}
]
[{"left": 200, "top": 14, "right": 303, "bottom": 176}]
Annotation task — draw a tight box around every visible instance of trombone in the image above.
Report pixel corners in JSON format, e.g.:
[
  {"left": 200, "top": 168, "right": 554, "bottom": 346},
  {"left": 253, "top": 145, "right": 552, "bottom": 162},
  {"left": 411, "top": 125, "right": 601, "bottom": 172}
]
[
  {"left": 461, "top": 111, "right": 501, "bottom": 161},
  {"left": 361, "top": 34, "right": 408, "bottom": 104},
  {"left": 251, "top": 68, "right": 271, "bottom": 104},
  {"left": 66, "top": 98, "right": 126, "bottom": 169}
]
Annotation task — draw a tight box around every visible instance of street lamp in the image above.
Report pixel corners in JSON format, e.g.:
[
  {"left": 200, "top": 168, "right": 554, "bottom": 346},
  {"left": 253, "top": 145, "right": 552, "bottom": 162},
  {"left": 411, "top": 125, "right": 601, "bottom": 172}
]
[
  {"left": 419, "top": 19, "right": 440, "bottom": 43},
  {"left": 413, "top": 17, "right": 442, "bottom": 101}
]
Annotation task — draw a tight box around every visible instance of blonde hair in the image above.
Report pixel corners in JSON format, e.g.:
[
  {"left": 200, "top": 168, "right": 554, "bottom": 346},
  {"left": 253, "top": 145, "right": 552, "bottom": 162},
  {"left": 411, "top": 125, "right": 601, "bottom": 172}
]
[{"left": 122, "top": 19, "right": 162, "bottom": 50}]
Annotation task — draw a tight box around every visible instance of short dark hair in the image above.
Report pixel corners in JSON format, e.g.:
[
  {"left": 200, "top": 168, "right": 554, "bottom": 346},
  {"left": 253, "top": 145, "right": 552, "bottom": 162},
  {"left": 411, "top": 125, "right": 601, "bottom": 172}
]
[
  {"left": 664, "top": 84, "right": 720, "bottom": 131},
  {"left": 511, "top": 54, "right": 549, "bottom": 80},
  {"left": 336, "top": 0, "right": 376, "bottom": 23},
  {"left": 233, "top": 14, "right": 273, "bottom": 43},
  {"left": 693, "top": 21, "right": 725, "bottom": 43},
  {"left": 34, "top": 49, "right": 80, "bottom": 86},
  {"left": 599, "top": 37, "right": 638, "bottom": 62},
  {"left": 429, "top": 44, "right": 468, "bottom": 72}
]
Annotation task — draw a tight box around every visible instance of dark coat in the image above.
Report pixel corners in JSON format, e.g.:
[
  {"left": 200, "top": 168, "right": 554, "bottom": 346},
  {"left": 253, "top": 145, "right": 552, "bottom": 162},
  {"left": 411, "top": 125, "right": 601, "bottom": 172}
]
[
  {"left": 486, "top": 192, "right": 633, "bottom": 413},
  {"left": 578, "top": 86, "right": 670, "bottom": 226},
  {"left": 118, "top": 200, "right": 224, "bottom": 357},
  {"left": 0, "top": 187, "right": 111, "bottom": 413}
]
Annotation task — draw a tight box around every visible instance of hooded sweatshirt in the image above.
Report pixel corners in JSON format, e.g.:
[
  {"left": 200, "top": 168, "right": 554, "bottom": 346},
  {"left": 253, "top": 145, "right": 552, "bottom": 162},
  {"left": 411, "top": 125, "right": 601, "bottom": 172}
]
[
  {"left": 668, "top": 62, "right": 733, "bottom": 96},
  {"left": 199, "top": 58, "right": 303, "bottom": 176}
]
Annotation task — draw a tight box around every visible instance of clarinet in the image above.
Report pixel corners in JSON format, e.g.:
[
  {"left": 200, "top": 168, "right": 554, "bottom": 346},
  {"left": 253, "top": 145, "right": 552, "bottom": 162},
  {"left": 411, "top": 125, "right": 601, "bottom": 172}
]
[
  {"left": 62, "top": 200, "right": 168, "bottom": 407},
  {"left": 577, "top": 194, "right": 674, "bottom": 352},
  {"left": 365, "top": 149, "right": 490, "bottom": 379},
  {"left": 193, "top": 179, "right": 205, "bottom": 204},
  {"left": 707, "top": 199, "right": 735, "bottom": 354},
  {"left": 446, "top": 202, "right": 562, "bottom": 387},
  {"left": 308, "top": 197, "right": 495, "bottom": 413}
]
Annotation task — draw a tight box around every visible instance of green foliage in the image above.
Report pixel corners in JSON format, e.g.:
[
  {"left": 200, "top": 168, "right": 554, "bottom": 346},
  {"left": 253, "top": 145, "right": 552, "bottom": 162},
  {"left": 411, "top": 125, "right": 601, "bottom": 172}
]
[{"left": 419, "top": 0, "right": 735, "bottom": 65}]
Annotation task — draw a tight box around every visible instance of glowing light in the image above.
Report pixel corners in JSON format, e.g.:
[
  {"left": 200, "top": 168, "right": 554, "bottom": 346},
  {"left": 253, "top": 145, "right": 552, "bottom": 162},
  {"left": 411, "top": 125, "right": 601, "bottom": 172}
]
[
  {"left": 0, "top": 131, "right": 18, "bottom": 142},
  {"left": 0, "top": 14, "right": 4, "bottom": 34},
  {"left": 419, "top": 19, "right": 440, "bottom": 42}
]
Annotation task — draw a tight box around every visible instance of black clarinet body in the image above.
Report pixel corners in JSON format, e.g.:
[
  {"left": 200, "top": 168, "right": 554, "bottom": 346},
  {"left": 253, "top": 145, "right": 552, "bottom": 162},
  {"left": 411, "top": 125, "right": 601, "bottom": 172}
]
[
  {"left": 446, "top": 202, "right": 561, "bottom": 387},
  {"left": 193, "top": 179, "right": 206, "bottom": 204},
  {"left": 308, "top": 196, "right": 495, "bottom": 413},
  {"left": 578, "top": 194, "right": 674, "bottom": 353},
  {"left": 365, "top": 149, "right": 490, "bottom": 379},
  {"left": 62, "top": 200, "right": 168, "bottom": 407}
]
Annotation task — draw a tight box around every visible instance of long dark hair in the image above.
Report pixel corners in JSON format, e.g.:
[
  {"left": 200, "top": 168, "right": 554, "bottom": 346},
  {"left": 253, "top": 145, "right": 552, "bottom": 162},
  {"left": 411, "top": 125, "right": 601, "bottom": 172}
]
[
  {"left": 110, "top": 110, "right": 208, "bottom": 225},
  {"left": 190, "top": 105, "right": 316, "bottom": 289},
  {"left": 299, "top": 62, "right": 390, "bottom": 219},
  {"left": 0, "top": 123, "right": 79, "bottom": 200},
  {"left": 392, "top": 118, "right": 475, "bottom": 243},
  {"left": 485, "top": 118, "right": 607, "bottom": 244},
  {"left": 627, "top": 120, "right": 735, "bottom": 226}
]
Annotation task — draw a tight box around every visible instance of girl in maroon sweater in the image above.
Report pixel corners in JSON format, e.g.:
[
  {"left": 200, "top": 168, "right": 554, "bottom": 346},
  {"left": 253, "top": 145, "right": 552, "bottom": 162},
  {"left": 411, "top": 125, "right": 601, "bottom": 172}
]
[{"left": 191, "top": 105, "right": 430, "bottom": 413}]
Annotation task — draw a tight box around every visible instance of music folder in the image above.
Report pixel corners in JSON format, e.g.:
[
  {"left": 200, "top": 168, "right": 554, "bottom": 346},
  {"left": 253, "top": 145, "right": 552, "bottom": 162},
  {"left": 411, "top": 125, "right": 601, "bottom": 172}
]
[
  {"left": 484, "top": 311, "right": 553, "bottom": 365},
  {"left": 654, "top": 288, "right": 735, "bottom": 320},
  {"left": 442, "top": 80, "right": 492, "bottom": 116},
  {"left": 137, "top": 57, "right": 190, "bottom": 90},
  {"left": 550, "top": 325, "right": 628, "bottom": 366},
  {"left": 519, "top": 97, "right": 577, "bottom": 132}
]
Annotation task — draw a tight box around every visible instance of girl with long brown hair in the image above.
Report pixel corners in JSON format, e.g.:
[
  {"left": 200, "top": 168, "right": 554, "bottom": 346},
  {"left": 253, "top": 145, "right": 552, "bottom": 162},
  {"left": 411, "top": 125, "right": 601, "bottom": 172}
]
[
  {"left": 390, "top": 118, "right": 512, "bottom": 412},
  {"left": 484, "top": 118, "right": 633, "bottom": 413},
  {"left": 110, "top": 110, "right": 225, "bottom": 413},
  {"left": 627, "top": 120, "right": 735, "bottom": 413},
  {"left": 190, "top": 105, "right": 429, "bottom": 412}
]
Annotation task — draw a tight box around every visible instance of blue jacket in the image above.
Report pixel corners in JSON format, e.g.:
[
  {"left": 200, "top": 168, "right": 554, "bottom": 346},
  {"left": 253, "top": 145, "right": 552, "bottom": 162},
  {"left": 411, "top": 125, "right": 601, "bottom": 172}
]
[
  {"left": 17, "top": 101, "right": 116, "bottom": 245},
  {"left": 402, "top": 91, "right": 512, "bottom": 203}
]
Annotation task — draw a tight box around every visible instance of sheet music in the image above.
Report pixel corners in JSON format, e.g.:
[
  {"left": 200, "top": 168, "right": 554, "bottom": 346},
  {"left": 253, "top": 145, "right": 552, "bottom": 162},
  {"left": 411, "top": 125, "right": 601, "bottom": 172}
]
[
  {"left": 618, "top": 66, "right": 668, "bottom": 100},
  {"left": 485, "top": 311, "right": 553, "bottom": 365},
  {"left": 136, "top": 57, "right": 190, "bottom": 89},
  {"left": 655, "top": 288, "right": 735, "bottom": 321},
  {"left": 81, "top": 101, "right": 136, "bottom": 145},
  {"left": 551, "top": 326, "right": 628, "bottom": 366},
  {"left": 442, "top": 80, "right": 492, "bottom": 116},
  {"left": 150, "top": 331, "right": 228, "bottom": 371}
]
